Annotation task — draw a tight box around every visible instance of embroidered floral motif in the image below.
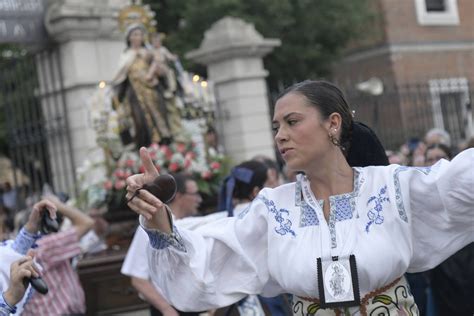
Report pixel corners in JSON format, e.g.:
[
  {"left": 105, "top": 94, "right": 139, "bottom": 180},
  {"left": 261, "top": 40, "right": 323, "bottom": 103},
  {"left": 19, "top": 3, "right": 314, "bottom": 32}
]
[
  {"left": 394, "top": 166, "right": 432, "bottom": 223},
  {"left": 259, "top": 196, "right": 296, "bottom": 237},
  {"left": 365, "top": 185, "right": 390, "bottom": 232},
  {"left": 300, "top": 202, "right": 319, "bottom": 227},
  {"left": 145, "top": 225, "right": 187, "bottom": 252}
]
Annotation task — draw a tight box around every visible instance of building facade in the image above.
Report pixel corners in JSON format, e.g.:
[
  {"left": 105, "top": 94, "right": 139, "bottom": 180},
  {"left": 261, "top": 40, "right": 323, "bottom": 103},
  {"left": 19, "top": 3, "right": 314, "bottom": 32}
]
[{"left": 332, "top": 0, "right": 473, "bottom": 148}]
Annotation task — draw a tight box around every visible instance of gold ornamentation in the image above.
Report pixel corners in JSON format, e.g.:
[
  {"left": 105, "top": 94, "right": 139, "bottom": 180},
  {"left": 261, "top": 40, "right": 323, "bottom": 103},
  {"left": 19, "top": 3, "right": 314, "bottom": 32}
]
[{"left": 118, "top": 1, "right": 157, "bottom": 35}]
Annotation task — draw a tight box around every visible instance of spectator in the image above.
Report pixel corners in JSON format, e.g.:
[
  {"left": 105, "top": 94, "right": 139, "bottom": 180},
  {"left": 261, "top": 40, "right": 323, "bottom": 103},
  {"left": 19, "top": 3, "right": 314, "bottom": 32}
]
[
  {"left": 22, "top": 195, "right": 94, "bottom": 316},
  {"left": 424, "top": 128, "right": 451, "bottom": 148},
  {"left": 1, "top": 183, "right": 17, "bottom": 213},
  {"left": 424, "top": 143, "right": 452, "bottom": 166}
]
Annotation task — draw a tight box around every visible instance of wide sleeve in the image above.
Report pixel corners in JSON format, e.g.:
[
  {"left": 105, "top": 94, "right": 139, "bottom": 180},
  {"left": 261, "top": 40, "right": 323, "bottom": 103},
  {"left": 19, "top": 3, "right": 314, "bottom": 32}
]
[
  {"left": 406, "top": 148, "right": 474, "bottom": 272},
  {"left": 120, "top": 227, "right": 150, "bottom": 280},
  {"left": 141, "top": 194, "right": 271, "bottom": 312}
]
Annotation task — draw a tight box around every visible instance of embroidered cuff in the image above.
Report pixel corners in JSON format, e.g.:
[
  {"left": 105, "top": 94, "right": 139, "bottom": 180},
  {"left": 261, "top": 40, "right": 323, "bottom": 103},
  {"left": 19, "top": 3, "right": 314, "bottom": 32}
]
[
  {"left": 139, "top": 212, "right": 186, "bottom": 252},
  {"left": 11, "top": 228, "right": 41, "bottom": 255},
  {"left": 145, "top": 226, "right": 186, "bottom": 252},
  {"left": 0, "top": 292, "right": 17, "bottom": 315}
]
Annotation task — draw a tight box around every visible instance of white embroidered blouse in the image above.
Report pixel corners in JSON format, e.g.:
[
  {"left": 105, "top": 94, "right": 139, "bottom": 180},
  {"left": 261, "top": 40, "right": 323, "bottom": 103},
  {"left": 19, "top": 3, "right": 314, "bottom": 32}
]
[{"left": 142, "top": 149, "right": 474, "bottom": 311}]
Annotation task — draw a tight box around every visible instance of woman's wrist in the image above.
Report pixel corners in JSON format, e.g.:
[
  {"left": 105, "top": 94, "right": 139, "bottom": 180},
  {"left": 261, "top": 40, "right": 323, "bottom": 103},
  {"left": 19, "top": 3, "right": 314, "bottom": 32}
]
[
  {"left": 2, "top": 291, "right": 18, "bottom": 312},
  {"left": 23, "top": 222, "right": 38, "bottom": 235}
]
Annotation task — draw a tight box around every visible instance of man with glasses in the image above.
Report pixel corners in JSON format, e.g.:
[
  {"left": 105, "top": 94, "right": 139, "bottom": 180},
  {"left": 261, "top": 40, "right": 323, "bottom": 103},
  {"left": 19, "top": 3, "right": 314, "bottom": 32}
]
[{"left": 122, "top": 172, "right": 203, "bottom": 316}]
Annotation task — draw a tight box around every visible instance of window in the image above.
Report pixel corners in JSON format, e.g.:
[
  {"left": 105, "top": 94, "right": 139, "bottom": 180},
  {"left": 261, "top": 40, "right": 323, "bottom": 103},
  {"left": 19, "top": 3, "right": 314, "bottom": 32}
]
[
  {"left": 414, "top": 0, "right": 459, "bottom": 25},
  {"left": 425, "top": 0, "right": 446, "bottom": 11},
  {"left": 429, "top": 78, "right": 471, "bottom": 144}
]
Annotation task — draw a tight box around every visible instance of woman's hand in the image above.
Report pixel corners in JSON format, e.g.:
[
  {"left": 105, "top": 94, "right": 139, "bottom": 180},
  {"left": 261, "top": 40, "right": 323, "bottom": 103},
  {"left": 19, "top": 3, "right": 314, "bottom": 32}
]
[
  {"left": 126, "top": 147, "right": 170, "bottom": 232},
  {"left": 3, "top": 251, "right": 39, "bottom": 307},
  {"left": 24, "top": 200, "right": 57, "bottom": 234}
]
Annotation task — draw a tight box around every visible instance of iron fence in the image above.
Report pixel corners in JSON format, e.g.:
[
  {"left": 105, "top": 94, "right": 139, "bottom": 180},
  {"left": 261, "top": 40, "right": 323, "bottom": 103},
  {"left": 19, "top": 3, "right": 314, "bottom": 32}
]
[{"left": 0, "top": 47, "right": 76, "bottom": 211}]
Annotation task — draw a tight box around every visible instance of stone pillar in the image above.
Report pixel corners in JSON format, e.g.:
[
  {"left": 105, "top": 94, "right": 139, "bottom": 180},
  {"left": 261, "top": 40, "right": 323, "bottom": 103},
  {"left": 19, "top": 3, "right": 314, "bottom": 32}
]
[
  {"left": 187, "top": 17, "right": 280, "bottom": 164},
  {"left": 39, "top": 0, "right": 129, "bottom": 195}
]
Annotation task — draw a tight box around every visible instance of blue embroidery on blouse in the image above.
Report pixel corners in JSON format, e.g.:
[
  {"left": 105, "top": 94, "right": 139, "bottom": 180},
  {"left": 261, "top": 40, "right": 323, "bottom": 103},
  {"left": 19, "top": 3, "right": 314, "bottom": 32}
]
[
  {"left": 237, "top": 205, "right": 251, "bottom": 219},
  {"left": 394, "top": 166, "right": 432, "bottom": 223},
  {"left": 327, "top": 169, "right": 361, "bottom": 248},
  {"left": 300, "top": 201, "right": 319, "bottom": 227},
  {"left": 258, "top": 196, "right": 296, "bottom": 237},
  {"left": 295, "top": 180, "right": 302, "bottom": 206},
  {"left": 145, "top": 225, "right": 187, "bottom": 252},
  {"left": 365, "top": 185, "right": 390, "bottom": 232},
  {"left": 332, "top": 195, "right": 354, "bottom": 221},
  {"left": 11, "top": 228, "right": 41, "bottom": 255}
]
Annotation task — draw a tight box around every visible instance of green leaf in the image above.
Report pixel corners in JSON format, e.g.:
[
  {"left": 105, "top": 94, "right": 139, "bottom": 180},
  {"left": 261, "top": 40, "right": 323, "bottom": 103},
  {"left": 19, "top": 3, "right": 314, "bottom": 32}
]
[
  {"left": 307, "top": 303, "right": 320, "bottom": 315},
  {"left": 372, "top": 294, "right": 394, "bottom": 306}
]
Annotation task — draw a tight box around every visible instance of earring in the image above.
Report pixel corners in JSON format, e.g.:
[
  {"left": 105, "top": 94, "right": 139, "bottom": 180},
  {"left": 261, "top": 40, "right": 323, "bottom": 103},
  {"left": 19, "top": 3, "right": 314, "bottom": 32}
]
[
  {"left": 329, "top": 132, "right": 346, "bottom": 151},
  {"left": 328, "top": 133, "right": 341, "bottom": 147}
]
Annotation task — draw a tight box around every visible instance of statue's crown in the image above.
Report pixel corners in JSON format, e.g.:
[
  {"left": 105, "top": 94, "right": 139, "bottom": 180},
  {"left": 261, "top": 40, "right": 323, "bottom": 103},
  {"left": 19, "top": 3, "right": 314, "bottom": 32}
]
[{"left": 118, "top": 0, "right": 157, "bottom": 35}]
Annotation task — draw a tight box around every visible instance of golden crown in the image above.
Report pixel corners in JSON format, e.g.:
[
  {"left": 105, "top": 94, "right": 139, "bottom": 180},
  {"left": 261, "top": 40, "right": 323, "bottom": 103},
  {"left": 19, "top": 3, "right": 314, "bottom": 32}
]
[{"left": 118, "top": 1, "right": 157, "bottom": 35}]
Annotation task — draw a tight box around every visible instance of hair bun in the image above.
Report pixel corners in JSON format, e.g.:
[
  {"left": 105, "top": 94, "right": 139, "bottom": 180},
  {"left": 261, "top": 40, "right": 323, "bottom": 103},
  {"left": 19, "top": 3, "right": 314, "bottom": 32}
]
[{"left": 346, "top": 122, "right": 389, "bottom": 167}]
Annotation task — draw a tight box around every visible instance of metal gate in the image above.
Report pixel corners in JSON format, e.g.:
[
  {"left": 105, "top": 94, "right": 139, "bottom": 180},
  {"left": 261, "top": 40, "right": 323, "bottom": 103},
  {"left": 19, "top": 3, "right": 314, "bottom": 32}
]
[{"left": 0, "top": 46, "right": 76, "bottom": 211}]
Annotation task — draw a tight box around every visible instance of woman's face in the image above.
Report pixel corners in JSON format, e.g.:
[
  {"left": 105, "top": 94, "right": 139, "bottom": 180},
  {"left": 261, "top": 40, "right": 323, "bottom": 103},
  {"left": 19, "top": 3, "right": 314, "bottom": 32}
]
[
  {"left": 272, "top": 92, "right": 332, "bottom": 172},
  {"left": 425, "top": 147, "right": 449, "bottom": 165},
  {"left": 129, "top": 29, "right": 144, "bottom": 48}
]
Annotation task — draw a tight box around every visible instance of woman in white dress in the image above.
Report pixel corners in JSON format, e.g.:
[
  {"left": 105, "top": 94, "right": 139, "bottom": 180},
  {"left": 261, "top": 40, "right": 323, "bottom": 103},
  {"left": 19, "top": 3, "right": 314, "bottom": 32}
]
[{"left": 125, "top": 80, "right": 473, "bottom": 316}]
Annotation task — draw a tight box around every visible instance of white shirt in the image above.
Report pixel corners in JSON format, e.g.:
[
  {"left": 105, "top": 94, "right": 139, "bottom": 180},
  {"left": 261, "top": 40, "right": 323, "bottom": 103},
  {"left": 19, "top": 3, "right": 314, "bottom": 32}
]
[{"left": 142, "top": 149, "right": 474, "bottom": 312}]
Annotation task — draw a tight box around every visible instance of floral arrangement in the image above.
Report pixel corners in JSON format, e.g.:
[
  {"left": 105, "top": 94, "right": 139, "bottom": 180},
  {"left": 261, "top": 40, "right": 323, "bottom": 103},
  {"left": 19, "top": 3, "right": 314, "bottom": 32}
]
[{"left": 99, "top": 141, "right": 229, "bottom": 210}]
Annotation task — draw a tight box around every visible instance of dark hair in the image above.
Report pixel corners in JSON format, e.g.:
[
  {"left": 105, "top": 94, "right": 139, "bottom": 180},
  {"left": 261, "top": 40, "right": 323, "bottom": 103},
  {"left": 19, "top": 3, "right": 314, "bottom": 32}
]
[
  {"left": 170, "top": 172, "right": 195, "bottom": 194},
  {"left": 425, "top": 143, "right": 452, "bottom": 160},
  {"left": 251, "top": 155, "right": 280, "bottom": 172},
  {"left": 278, "top": 80, "right": 354, "bottom": 155},
  {"left": 232, "top": 160, "right": 268, "bottom": 200},
  {"left": 217, "top": 160, "right": 268, "bottom": 214},
  {"left": 347, "top": 122, "right": 389, "bottom": 167}
]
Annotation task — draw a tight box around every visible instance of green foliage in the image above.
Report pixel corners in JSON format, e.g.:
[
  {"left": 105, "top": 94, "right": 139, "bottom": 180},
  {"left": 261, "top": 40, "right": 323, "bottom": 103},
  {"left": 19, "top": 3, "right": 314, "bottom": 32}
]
[
  {"left": 0, "top": 44, "right": 33, "bottom": 156},
  {"left": 145, "top": 0, "right": 375, "bottom": 91}
]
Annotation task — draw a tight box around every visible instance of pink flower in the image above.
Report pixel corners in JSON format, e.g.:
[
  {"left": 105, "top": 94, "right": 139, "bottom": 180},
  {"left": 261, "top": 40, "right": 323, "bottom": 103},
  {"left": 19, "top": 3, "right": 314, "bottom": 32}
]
[
  {"left": 184, "top": 158, "right": 192, "bottom": 168},
  {"left": 149, "top": 151, "right": 157, "bottom": 160},
  {"left": 150, "top": 143, "right": 159, "bottom": 150},
  {"left": 114, "top": 180, "right": 126, "bottom": 190},
  {"left": 103, "top": 180, "right": 113, "bottom": 190},
  {"left": 139, "top": 165, "right": 145, "bottom": 173},
  {"left": 201, "top": 170, "right": 212, "bottom": 180},
  {"left": 176, "top": 143, "right": 186, "bottom": 153},
  {"left": 114, "top": 169, "right": 125, "bottom": 179},
  {"left": 125, "top": 159, "right": 135, "bottom": 168},
  {"left": 185, "top": 152, "right": 196, "bottom": 160},
  {"left": 210, "top": 161, "right": 221, "bottom": 170},
  {"left": 160, "top": 145, "right": 173, "bottom": 159},
  {"left": 169, "top": 162, "right": 180, "bottom": 172}
]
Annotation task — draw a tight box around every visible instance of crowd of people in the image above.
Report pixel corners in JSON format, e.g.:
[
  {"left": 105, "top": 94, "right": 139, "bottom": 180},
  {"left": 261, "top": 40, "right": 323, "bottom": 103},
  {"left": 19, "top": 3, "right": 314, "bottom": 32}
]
[{"left": 1, "top": 80, "right": 473, "bottom": 316}]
